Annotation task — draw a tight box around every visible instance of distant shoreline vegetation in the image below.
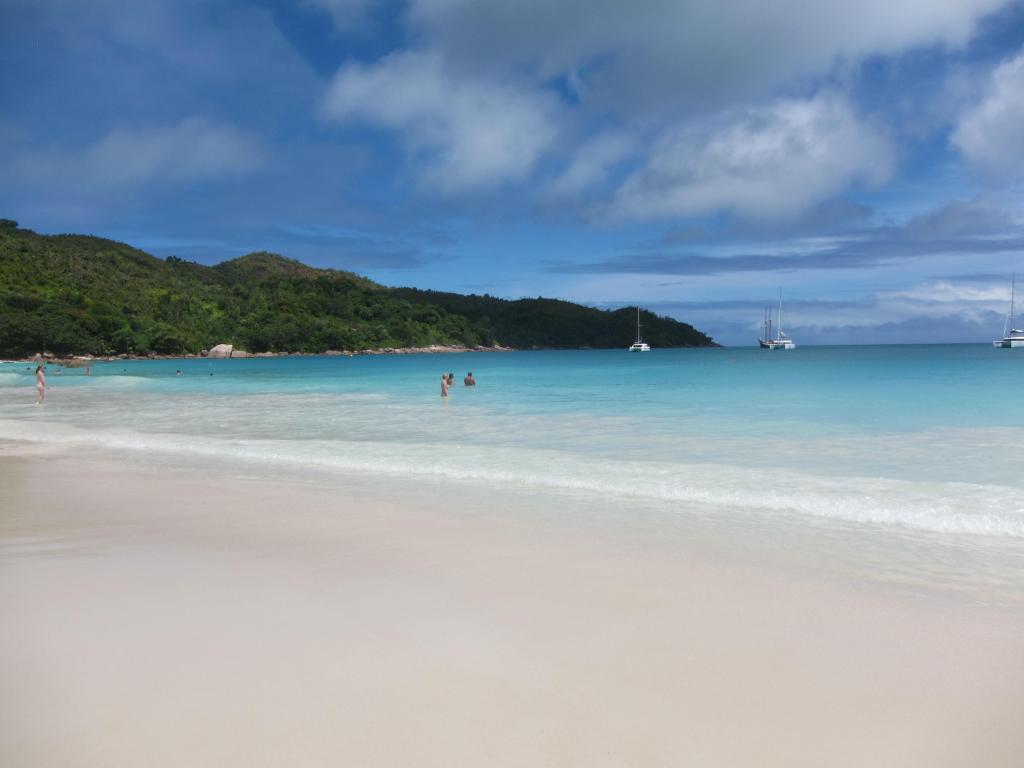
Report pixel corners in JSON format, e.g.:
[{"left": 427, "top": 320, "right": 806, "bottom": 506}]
[{"left": 0, "top": 219, "right": 716, "bottom": 358}]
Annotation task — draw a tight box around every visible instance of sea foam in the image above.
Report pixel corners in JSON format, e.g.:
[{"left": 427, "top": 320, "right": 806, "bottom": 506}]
[{"left": 2, "top": 418, "right": 1022, "bottom": 539}]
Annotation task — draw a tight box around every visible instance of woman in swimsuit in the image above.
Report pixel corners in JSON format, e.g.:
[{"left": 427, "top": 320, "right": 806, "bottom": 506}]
[
  {"left": 35, "top": 365, "right": 46, "bottom": 404},
  {"left": 441, "top": 373, "right": 449, "bottom": 399}
]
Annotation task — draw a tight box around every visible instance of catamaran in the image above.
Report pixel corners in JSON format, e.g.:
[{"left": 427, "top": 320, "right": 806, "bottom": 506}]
[
  {"left": 758, "top": 291, "right": 795, "bottom": 350},
  {"left": 993, "top": 273, "right": 1024, "bottom": 348},
  {"left": 629, "top": 306, "right": 651, "bottom": 352}
]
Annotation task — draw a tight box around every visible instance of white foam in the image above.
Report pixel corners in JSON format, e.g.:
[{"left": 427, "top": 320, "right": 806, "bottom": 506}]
[{"left": 2, "top": 419, "right": 1022, "bottom": 540}]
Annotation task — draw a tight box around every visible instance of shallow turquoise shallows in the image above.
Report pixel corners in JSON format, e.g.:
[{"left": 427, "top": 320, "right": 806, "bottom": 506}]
[{"left": 2, "top": 345, "right": 1023, "bottom": 551}]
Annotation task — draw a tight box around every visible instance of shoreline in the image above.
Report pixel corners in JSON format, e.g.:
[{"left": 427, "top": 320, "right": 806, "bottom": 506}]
[
  {"left": 2, "top": 450, "right": 1023, "bottom": 766},
  {"left": 9, "top": 343, "right": 516, "bottom": 366},
  {"left": 5, "top": 342, "right": 725, "bottom": 366}
]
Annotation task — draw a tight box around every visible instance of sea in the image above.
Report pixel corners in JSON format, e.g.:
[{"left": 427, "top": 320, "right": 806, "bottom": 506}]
[{"left": 2, "top": 345, "right": 1023, "bottom": 606}]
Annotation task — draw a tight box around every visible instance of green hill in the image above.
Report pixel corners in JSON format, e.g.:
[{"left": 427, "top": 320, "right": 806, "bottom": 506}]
[{"left": 0, "top": 220, "right": 716, "bottom": 357}]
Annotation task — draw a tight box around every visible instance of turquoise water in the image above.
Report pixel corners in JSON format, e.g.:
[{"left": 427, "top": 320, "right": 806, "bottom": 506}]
[{"left": 2, "top": 345, "right": 1024, "bottom": 593}]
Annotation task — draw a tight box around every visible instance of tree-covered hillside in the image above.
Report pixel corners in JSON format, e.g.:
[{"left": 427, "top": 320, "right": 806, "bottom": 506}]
[
  {"left": 0, "top": 220, "right": 715, "bottom": 357},
  {"left": 390, "top": 288, "right": 712, "bottom": 350}
]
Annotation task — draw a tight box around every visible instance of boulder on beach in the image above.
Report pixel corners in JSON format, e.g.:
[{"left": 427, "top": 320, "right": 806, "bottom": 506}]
[
  {"left": 206, "top": 344, "right": 234, "bottom": 359},
  {"left": 231, "top": 349, "right": 251, "bottom": 358}
]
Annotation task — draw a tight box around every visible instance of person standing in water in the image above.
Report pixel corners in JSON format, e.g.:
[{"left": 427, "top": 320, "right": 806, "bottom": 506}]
[
  {"left": 35, "top": 365, "right": 46, "bottom": 404},
  {"left": 441, "top": 373, "right": 449, "bottom": 399},
  {"left": 464, "top": 372, "right": 476, "bottom": 386}
]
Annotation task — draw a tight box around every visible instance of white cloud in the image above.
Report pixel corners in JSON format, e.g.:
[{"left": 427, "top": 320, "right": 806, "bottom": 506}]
[
  {"left": 859, "top": 279, "right": 1015, "bottom": 333},
  {"left": 880, "top": 280, "right": 1009, "bottom": 305},
  {"left": 302, "top": 0, "right": 376, "bottom": 29},
  {"left": 610, "top": 93, "right": 895, "bottom": 221},
  {"left": 85, "top": 118, "right": 264, "bottom": 185},
  {"left": 546, "top": 132, "right": 634, "bottom": 199},
  {"left": 321, "top": 50, "right": 561, "bottom": 191},
  {"left": 8, "top": 118, "right": 264, "bottom": 189},
  {"left": 902, "top": 196, "right": 1021, "bottom": 238},
  {"left": 952, "top": 49, "right": 1024, "bottom": 180},
  {"left": 313, "top": 0, "right": 1010, "bottom": 209},
  {"left": 405, "top": 0, "right": 1010, "bottom": 116}
]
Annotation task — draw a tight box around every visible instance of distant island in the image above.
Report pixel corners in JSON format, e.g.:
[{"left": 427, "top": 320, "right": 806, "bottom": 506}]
[{"left": 0, "top": 219, "right": 716, "bottom": 358}]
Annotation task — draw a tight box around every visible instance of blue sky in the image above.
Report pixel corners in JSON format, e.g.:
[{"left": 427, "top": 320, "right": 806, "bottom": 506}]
[{"left": 1, "top": 0, "right": 1023, "bottom": 345}]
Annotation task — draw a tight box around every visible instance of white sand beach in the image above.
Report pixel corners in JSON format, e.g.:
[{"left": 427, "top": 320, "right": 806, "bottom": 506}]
[{"left": 1, "top": 449, "right": 1022, "bottom": 767}]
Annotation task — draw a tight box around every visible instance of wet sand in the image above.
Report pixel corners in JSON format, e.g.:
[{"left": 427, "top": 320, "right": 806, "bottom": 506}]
[{"left": 1, "top": 452, "right": 1023, "bottom": 767}]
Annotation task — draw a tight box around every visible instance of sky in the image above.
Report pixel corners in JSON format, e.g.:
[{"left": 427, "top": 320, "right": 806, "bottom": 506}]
[{"left": 1, "top": 0, "right": 1023, "bottom": 345}]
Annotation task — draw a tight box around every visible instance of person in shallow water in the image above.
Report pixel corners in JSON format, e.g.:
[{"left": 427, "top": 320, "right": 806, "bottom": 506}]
[
  {"left": 35, "top": 365, "right": 46, "bottom": 404},
  {"left": 440, "top": 374, "right": 449, "bottom": 399},
  {"left": 464, "top": 372, "right": 476, "bottom": 386}
]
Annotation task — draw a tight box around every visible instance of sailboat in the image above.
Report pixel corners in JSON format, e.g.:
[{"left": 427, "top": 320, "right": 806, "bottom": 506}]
[
  {"left": 758, "top": 291, "right": 795, "bottom": 350},
  {"left": 993, "top": 273, "right": 1024, "bottom": 348},
  {"left": 628, "top": 306, "right": 651, "bottom": 352}
]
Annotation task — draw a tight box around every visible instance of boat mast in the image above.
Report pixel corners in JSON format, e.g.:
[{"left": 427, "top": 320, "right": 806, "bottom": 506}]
[
  {"left": 777, "top": 290, "right": 784, "bottom": 339},
  {"left": 1011, "top": 273, "right": 1017, "bottom": 334},
  {"left": 636, "top": 306, "right": 641, "bottom": 344}
]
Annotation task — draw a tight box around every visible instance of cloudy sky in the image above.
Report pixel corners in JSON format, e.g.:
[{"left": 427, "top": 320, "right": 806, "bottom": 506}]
[{"left": 2, "top": 0, "right": 1023, "bottom": 345}]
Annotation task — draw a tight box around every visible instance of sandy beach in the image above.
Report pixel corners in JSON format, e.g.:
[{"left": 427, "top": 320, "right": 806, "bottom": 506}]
[{"left": 2, "top": 449, "right": 1022, "bottom": 767}]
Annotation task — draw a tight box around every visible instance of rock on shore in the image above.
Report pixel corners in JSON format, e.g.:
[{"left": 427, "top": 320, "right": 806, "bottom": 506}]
[{"left": 205, "top": 344, "right": 233, "bottom": 359}]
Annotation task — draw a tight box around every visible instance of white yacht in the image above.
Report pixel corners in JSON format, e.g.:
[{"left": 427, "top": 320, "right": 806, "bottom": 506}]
[
  {"left": 993, "top": 273, "right": 1024, "bottom": 348},
  {"left": 629, "top": 306, "right": 651, "bottom": 352},
  {"left": 758, "top": 291, "right": 795, "bottom": 350}
]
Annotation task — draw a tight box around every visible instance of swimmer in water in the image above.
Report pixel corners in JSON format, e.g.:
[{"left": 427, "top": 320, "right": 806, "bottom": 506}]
[
  {"left": 35, "top": 365, "right": 46, "bottom": 404},
  {"left": 441, "top": 373, "right": 449, "bottom": 399}
]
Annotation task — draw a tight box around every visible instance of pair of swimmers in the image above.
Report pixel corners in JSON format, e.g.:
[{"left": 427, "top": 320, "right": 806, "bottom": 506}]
[{"left": 441, "top": 372, "right": 476, "bottom": 397}]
